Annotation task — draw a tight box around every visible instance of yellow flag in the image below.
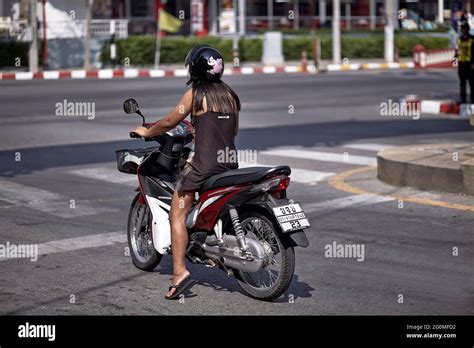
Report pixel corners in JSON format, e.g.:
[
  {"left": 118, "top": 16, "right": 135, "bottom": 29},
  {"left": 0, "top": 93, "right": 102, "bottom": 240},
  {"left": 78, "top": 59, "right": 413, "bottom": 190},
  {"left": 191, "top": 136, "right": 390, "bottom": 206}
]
[{"left": 159, "top": 9, "right": 182, "bottom": 33}]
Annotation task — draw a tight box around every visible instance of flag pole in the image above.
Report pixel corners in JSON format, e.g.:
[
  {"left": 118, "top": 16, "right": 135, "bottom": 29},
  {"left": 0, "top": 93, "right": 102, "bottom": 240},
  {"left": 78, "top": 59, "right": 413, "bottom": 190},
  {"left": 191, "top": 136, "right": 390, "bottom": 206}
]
[{"left": 154, "top": 9, "right": 161, "bottom": 69}]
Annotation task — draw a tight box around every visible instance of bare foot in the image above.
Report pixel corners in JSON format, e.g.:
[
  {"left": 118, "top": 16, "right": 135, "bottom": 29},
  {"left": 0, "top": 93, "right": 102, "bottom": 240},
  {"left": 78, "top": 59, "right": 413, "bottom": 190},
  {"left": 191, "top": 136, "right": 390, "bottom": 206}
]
[{"left": 165, "top": 270, "right": 190, "bottom": 298}]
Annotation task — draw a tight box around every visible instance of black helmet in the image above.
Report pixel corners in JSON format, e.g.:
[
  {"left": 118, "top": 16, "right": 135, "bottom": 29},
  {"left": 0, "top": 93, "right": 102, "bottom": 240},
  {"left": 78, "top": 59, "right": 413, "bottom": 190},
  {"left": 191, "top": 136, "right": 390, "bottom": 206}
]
[
  {"left": 461, "top": 22, "right": 470, "bottom": 31},
  {"left": 185, "top": 44, "right": 224, "bottom": 85}
]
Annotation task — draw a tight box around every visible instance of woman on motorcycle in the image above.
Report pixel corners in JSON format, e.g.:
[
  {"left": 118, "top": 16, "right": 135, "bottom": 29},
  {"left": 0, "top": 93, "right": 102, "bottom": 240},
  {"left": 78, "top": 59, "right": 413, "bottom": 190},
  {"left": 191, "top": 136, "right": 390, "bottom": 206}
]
[{"left": 131, "top": 44, "right": 241, "bottom": 300}]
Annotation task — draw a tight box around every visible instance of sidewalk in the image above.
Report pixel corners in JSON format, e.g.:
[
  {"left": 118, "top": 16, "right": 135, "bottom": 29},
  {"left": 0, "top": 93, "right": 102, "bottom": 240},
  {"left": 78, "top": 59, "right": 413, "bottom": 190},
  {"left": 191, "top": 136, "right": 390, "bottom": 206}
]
[
  {"left": 377, "top": 144, "right": 474, "bottom": 196},
  {"left": 0, "top": 58, "right": 415, "bottom": 81}
]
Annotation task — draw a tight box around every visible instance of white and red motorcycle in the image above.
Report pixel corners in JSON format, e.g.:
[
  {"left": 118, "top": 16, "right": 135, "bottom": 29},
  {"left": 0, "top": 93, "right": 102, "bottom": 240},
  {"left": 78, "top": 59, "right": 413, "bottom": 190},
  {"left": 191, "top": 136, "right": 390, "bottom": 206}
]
[{"left": 116, "top": 98, "right": 310, "bottom": 301}]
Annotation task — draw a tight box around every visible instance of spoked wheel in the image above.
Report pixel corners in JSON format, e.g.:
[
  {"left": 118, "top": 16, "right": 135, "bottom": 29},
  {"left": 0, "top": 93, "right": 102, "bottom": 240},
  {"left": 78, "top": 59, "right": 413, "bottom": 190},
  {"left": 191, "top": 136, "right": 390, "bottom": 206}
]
[
  {"left": 127, "top": 193, "right": 162, "bottom": 271},
  {"left": 234, "top": 212, "right": 295, "bottom": 301}
]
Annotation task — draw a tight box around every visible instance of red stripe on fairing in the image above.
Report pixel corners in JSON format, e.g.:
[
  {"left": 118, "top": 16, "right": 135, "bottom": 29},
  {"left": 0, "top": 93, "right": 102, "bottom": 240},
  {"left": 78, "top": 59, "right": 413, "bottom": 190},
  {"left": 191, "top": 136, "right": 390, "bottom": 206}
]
[{"left": 194, "top": 185, "right": 246, "bottom": 231}]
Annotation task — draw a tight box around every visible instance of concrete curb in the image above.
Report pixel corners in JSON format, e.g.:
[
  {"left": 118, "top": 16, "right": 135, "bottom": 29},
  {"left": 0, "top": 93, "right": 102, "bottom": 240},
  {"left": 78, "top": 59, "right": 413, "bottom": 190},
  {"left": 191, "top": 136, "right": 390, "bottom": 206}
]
[
  {"left": 377, "top": 144, "right": 474, "bottom": 196},
  {"left": 326, "top": 62, "right": 414, "bottom": 72},
  {"left": 398, "top": 96, "right": 474, "bottom": 122},
  {"left": 0, "top": 65, "right": 313, "bottom": 81},
  {"left": 0, "top": 61, "right": 417, "bottom": 81}
]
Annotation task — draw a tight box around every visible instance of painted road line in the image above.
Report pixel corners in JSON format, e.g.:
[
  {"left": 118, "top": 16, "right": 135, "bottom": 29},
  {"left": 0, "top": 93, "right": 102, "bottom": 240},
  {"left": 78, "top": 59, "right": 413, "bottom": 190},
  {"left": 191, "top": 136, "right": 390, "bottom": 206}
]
[
  {"left": 330, "top": 166, "right": 474, "bottom": 213},
  {"left": 343, "top": 143, "right": 394, "bottom": 152},
  {"left": 72, "top": 162, "right": 334, "bottom": 186},
  {"left": 68, "top": 166, "right": 137, "bottom": 186},
  {"left": 305, "top": 193, "right": 395, "bottom": 214},
  {"left": 260, "top": 148, "right": 377, "bottom": 166},
  {"left": 0, "top": 231, "right": 126, "bottom": 262},
  {"left": 239, "top": 162, "right": 334, "bottom": 185},
  {"left": 0, "top": 179, "right": 118, "bottom": 218}
]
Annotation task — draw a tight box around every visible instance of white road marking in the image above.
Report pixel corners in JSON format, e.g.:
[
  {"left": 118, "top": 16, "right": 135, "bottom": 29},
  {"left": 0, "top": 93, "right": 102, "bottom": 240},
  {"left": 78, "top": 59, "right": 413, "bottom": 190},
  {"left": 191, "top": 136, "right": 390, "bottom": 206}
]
[
  {"left": 260, "top": 148, "right": 377, "bottom": 166},
  {"left": 68, "top": 166, "right": 137, "bottom": 186},
  {"left": 343, "top": 143, "right": 394, "bottom": 152},
  {"left": 0, "top": 179, "right": 118, "bottom": 218},
  {"left": 238, "top": 162, "right": 334, "bottom": 185},
  {"left": 0, "top": 232, "right": 126, "bottom": 262},
  {"left": 305, "top": 194, "right": 395, "bottom": 214},
  {"left": 70, "top": 161, "right": 334, "bottom": 187},
  {"left": 0, "top": 195, "right": 395, "bottom": 261}
]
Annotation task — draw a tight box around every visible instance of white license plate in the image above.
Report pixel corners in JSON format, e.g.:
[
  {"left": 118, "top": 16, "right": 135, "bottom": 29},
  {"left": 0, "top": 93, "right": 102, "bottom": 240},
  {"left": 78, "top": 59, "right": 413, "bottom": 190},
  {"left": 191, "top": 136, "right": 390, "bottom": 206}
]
[{"left": 272, "top": 203, "right": 310, "bottom": 232}]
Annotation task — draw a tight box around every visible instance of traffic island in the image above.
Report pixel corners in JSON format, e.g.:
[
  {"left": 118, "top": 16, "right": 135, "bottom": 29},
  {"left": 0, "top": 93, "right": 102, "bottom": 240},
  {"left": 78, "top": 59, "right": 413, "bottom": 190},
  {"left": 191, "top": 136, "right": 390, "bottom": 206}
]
[{"left": 377, "top": 144, "right": 474, "bottom": 196}]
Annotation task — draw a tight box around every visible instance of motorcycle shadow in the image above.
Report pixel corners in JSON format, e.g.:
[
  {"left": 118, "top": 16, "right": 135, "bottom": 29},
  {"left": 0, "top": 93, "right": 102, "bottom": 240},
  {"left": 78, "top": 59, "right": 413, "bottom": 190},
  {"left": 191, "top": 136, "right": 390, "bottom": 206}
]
[{"left": 157, "top": 257, "right": 314, "bottom": 302}]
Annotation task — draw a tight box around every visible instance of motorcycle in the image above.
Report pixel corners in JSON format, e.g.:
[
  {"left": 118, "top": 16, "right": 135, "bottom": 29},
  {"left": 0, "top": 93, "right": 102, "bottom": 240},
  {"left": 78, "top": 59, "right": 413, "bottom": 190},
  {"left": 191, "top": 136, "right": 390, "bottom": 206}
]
[{"left": 116, "top": 98, "right": 310, "bottom": 301}]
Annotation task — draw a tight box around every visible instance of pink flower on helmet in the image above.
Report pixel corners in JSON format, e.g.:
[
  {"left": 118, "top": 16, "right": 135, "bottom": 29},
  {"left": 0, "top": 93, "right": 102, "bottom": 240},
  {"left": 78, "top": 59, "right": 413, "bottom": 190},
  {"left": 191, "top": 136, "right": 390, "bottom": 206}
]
[{"left": 207, "top": 57, "right": 223, "bottom": 75}]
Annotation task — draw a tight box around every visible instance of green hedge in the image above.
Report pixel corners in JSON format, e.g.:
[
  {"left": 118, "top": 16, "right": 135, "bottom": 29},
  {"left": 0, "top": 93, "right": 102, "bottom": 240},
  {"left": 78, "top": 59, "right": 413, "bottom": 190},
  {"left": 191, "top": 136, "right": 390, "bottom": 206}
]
[
  {"left": 0, "top": 35, "right": 451, "bottom": 68},
  {"left": 101, "top": 36, "right": 262, "bottom": 66},
  {"left": 283, "top": 35, "right": 450, "bottom": 60},
  {"left": 101, "top": 34, "right": 449, "bottom": 66}
]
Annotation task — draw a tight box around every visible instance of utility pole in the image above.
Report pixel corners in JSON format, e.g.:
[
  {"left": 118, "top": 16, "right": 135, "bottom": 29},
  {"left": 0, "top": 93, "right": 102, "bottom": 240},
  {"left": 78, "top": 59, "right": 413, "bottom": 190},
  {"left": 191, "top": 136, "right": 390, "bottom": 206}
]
[
  {"left": 239, "top": 0, "right": 245, "bottom": 35},
  {"left": 293, "top": 0, "right": 299, "bottom": 30},
  {"left": 84, "top": 0, "right": 93, "bottom": 71},
  {"left": 29, "top": 0, "right": 38, "bottom": 73},
  {"left": 332, "top": 0, "right": 341, "bottom": 64},
  {"left": 437, "top": 0, "right": 444, "bottom": 23},
  {"left": 384, "top": 0, "right": 394, "bottom": 63},
  {"left": 369, "top": 0, "right": 376, "bottom": 30},
  {"left": 319, "top": 0, "right": 326, "bottom": 26}
]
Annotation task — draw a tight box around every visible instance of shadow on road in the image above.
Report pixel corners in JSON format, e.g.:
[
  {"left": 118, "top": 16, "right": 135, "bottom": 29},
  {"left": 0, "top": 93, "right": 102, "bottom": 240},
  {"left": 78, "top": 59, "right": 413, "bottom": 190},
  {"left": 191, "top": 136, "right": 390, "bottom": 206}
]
[
  {"left": 157, "top": 255, "right": 315, "bottom": 302},
  {"left": 0, "top": 118, "right": 471, "bottom": 177}
]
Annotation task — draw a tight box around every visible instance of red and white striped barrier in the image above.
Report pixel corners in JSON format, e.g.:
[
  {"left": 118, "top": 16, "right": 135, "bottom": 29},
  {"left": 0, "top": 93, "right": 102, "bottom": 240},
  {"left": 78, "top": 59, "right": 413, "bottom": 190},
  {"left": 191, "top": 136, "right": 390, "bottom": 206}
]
[
  {"left": 326, "top": 61, "right": 414, "bottom": 72},
  {"left": 412, "top": 45, "right": 456, "bottom": 69},
  {"left": 399, "top": 95, "right": 462, "bottom": 116},
  {"left": 0, "top": 65, "right": 312, "bottom": 81}
]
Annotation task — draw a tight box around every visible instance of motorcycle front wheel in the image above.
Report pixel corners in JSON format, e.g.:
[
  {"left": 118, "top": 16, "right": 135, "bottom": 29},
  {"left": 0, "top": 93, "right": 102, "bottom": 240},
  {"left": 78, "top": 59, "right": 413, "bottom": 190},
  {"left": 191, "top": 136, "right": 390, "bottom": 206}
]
[
  {"left": 127, "top": 193, "right": 162, "bottom": 271},
  {"left": 234, "top": 212, "right": 295, "bottom": 301}
]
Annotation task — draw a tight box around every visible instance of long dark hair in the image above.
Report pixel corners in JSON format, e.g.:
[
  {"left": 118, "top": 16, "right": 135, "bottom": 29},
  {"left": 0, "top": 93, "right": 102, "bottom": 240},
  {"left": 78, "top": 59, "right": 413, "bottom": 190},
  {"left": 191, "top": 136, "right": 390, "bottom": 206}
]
[{"left": 191, "top": 80, "right": 241, "bottom": 115}]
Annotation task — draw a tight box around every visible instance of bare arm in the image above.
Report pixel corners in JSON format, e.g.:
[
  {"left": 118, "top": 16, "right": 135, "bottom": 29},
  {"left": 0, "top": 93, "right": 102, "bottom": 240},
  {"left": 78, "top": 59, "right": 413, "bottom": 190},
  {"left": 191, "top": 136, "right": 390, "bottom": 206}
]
[{"left": 132, "top": 89, "right": 193, "bottom": 138}]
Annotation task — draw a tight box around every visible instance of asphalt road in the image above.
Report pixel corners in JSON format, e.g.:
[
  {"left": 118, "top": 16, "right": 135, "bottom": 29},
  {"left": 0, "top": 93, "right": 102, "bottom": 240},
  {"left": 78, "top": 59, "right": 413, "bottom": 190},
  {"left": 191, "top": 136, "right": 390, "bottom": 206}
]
[{"left": 0, "top": 70, "right": 473, "bottom": 315}]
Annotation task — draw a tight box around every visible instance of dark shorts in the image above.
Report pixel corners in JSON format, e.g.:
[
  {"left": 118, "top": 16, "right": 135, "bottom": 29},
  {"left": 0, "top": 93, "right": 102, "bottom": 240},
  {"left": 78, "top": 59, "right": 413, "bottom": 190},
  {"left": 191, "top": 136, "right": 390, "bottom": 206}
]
[{"left": 176, "top": 163, "right": 202, "bottom": 193}]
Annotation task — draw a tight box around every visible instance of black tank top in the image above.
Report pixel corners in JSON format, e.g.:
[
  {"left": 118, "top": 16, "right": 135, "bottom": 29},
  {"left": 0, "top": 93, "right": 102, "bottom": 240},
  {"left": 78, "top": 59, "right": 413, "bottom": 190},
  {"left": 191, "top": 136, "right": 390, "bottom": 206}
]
[{"left": 190, "top": 111, "right": 238, "bottom": 178}]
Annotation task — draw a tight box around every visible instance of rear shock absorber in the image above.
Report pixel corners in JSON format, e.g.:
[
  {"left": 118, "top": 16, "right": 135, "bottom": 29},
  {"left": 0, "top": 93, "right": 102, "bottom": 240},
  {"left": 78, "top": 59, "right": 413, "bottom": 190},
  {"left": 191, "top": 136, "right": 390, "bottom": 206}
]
[{"left": 228, "top": 205, "right": 248, "bottom": 253}]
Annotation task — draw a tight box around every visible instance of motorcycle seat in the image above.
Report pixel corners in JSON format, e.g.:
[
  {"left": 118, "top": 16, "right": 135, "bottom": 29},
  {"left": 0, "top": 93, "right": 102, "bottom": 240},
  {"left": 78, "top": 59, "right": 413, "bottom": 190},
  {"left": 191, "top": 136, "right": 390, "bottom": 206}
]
[{"left": 201, "top": 165, "right": 291, "bottom": 192}]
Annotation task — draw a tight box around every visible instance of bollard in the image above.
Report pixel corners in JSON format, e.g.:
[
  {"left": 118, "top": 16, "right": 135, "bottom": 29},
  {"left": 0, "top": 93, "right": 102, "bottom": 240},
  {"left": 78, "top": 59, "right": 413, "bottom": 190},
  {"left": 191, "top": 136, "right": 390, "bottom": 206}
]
[{"left": 301, "top": 49, "right": 308, "bottom": 73}]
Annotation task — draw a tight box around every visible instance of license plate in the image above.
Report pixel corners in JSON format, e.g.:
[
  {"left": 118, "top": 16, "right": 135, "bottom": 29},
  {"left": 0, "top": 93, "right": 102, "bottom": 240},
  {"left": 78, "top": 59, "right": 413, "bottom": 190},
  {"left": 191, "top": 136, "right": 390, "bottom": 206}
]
[{"left": 272, "top": 203, "right": 310, "bottom": 232}]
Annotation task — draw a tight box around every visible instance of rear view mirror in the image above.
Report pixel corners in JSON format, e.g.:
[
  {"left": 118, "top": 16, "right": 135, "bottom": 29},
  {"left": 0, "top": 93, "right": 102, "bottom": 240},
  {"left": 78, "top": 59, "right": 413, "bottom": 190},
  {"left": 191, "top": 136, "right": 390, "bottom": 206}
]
[{"left": 123, "top": 98, "right": 140, "bottom": 114}]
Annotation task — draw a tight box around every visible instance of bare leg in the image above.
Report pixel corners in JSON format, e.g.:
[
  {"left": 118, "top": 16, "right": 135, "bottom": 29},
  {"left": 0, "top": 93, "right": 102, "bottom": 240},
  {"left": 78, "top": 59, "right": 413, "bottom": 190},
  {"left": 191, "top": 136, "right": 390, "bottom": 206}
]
[{"left": 166, "top": 190, "right": 195, "bottom": 298}]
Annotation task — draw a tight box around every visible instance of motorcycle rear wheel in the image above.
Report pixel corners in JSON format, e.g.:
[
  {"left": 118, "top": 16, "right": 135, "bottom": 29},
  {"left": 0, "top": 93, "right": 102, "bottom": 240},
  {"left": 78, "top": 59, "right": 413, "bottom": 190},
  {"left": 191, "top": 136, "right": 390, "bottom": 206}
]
[
  {"left": 127, "top": 193, "right": 162, "bottom": 271},
  {"left": 234, "top": 212, "right": 295, "bottom": 301}
]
